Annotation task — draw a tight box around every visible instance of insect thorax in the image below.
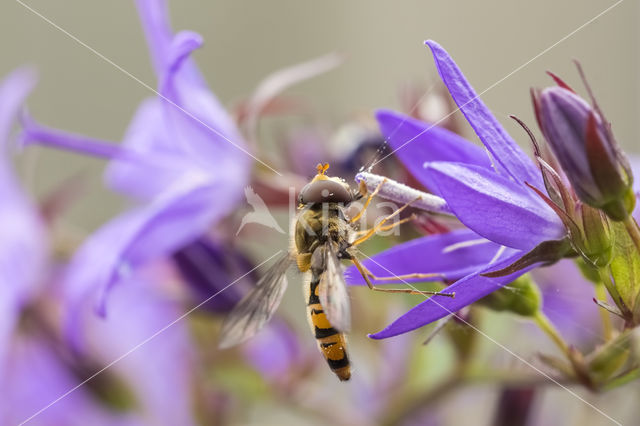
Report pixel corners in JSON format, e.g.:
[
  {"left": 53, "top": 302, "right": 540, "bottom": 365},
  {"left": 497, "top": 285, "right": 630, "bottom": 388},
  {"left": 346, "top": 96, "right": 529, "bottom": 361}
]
[{"left": 295, "top": 203, "right": 351, "bottom": 257}]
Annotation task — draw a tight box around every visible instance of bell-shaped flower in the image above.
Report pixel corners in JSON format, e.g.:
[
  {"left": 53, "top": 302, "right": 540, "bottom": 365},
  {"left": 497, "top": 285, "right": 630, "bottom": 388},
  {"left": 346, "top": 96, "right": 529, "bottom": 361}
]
[
  {"left": 0, "top": 67, "right": 47, "bottom": 380},
  {"left": 0, "top": 68, "right": 197, "bottom": 425},
  {"left": 347, "top": 41, "right": 566, "bottom": 338},
  {"left": 20, "top": 0, "right": 252, "bottom": 319}
]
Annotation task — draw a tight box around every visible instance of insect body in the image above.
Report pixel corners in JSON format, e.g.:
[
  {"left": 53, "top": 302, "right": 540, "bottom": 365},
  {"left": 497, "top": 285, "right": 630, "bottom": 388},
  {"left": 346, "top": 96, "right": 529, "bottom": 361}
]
[{"left": 219, "top": 163, "right": 453, "bottom": 381}]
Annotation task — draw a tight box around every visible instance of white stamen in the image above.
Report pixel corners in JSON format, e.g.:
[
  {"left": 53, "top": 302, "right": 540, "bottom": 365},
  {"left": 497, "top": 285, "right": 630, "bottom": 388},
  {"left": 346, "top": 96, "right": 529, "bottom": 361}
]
[
  {"left": 356, "top": 172, "right": 452, "bottom": 215},
  {"left": 489, "top": 245, "right": 507, "bottom": 265},
  {"left": 442, "top": 238, "right": 492, "bottom": 254}
]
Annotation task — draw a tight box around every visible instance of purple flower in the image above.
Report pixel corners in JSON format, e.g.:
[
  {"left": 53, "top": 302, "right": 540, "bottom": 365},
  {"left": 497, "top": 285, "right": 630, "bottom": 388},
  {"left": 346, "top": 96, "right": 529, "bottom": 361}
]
[
  {"left": 2, "top": 274, "right": 198, "bottom": 426},
  {"left": 70, "top": 274, "right": 198, "bottom": 426},
  {"left": 531, "top": 259, "right": 601, "bottom": 347},
  {"left": 172, "top": 237, "right": 257, "bottom": 313},
  {"left": 242, "top": 319, "right": 310, "bottom": 383},
  {"left": 0, "top": 67, "right": 46, "bottom": 381},
  {"left": 533, "top": 79, "right": 634, "bottom": 221},
  {"left": 20, "top": 0, "right": 251, "bottom": 319},
  {"left": 0, "top": 69, "right": 196, "bottom": 425},
  {"left": 347, "top": 41, "right": 566, "bottom": 339}
]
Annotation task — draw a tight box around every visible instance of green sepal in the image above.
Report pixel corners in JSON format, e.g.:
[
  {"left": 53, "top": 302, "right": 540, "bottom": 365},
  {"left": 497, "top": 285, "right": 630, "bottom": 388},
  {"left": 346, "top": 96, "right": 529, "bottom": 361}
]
[
  {"left": 609, "top": 221, "right": 640, "bottom": 320},
  {"left": 575, "top": 257, "right": 601, "bottom": 285},
  {"left": 580, "top": 204, "right": 613, "bottom": 267},
  {"left": 482, "top": 238, "right": 574, "bottom": 278},
  {"left": 587, "top": 330, "right": 631, "bottom": 385},
  {"left": 602, "top": 367, "right": 640, "bottom": 391},
  {"left": 477, "top": 275, "right": 541, "bottom": 317}
]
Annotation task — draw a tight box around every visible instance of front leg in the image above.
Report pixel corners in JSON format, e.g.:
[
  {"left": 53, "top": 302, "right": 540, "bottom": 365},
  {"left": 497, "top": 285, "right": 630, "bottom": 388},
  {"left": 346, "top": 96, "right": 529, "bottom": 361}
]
[
  {"left": 350, "top": 257, "right": 454, "bottom": 298},
  {"left": 349, "top": 178, "right": 387, "bottom": 224}
]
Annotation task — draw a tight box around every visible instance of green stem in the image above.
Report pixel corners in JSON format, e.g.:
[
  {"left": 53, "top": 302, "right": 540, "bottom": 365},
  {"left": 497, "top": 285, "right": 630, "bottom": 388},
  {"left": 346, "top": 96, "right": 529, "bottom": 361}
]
[
  {"left": 623, "top": 215, "right": 640, "bottom": 254},
  {"left": 594, "top": 281, "right": 613, "bottom": 340},
  {"left": 533, "top": 311, "right": 570, "bottom": 357}
]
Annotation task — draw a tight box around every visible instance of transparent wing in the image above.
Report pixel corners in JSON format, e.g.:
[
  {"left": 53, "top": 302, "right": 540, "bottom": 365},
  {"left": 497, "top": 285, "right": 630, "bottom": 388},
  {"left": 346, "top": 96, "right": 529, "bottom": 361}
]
[
  {"left": 318, "top": 243, "right": 351, "bottom": 332},
  {"left": 218, "top": 253, "right": 293, "bottom": 349}
]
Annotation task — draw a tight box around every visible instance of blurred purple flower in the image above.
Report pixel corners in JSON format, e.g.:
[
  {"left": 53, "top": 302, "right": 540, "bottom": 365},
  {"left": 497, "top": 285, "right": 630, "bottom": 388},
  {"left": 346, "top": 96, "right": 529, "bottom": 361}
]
[
  {"left": 0, "top": 67, "right": 46, "bottom": 381},
  {"left": 73, "top": 274, "right": 197, "bottom": 426},
  {"left": 242, "top": 319, "right": 309, "bottom": 383},
  {"left": 531, "top": 259, "right": 601, "bottom": 347},
  {"left": 2, "top": 337, "right": 139, "bottom": 426},
  {"left": 347, "top": 41, "right": 566, "bottom": 339},
  {"left": 20, "top": 0, "right": 251, "bottom": 318},
  {"left": 173, "top": 237, "right": 257, "bottom": 313},
  {"left": 0, "top": 68, "right": 197, "bottom": 425},
  {"left": 3, "top": 275, "right": 198, "bottom": 426}
]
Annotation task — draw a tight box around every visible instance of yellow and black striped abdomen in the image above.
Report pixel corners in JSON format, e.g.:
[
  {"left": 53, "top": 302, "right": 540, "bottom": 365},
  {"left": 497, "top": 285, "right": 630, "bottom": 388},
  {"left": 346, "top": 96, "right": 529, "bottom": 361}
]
[{"left": 305, "top": 275, "right": 351, "bottom": 381}]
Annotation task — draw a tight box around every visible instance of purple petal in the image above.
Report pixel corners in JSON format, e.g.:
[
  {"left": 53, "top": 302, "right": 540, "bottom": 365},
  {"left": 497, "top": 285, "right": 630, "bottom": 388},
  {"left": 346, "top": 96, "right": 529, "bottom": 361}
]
[
  {"left": 134, "top": 0, "right": 196, "bottom": 84},
  {"left": 0, "top": 281, "right": 22, "bottom": 384},
  {"left": 104, "top": 99, "right": 198, "bottom": 200},
  {"left": 532, "top": 260, "right": 601, "bottom": 346},
  {"left": 19, "top": 109, "right": 189, "bottom": 202},
  {"left": 425, "top": 41, "right": 543, "bottom": 189},
  {"left": 137, "top": 0, "right": 243, "bottom": 151},
  {"left": 0, "top": 68, "right": 46, "bottom": 378},
  {"left": 345, "top": 229, "right": 505, "bottom": 285},
  {"left": 20, "top": 112, "right": 131, "bottom": 160},
  {"left": 1, "top": 338, "right": 139, "bottom": 426},
  {"left": 64, "top": 173, "right": 233, "bottom": 325},
  {"left": 242, "top": 319, "right": 304, "bottom": 382},
  {"left": 79, "top": 274, "right": 197, "bottom": 426},
  {"left": 159, "top": 55, "right": 248, "bottom": 170},
  {"left": 0, "top": 67, "right": 36, "bottom": 145},
  {"left": 165, "top": 31, "right": 204, "bottom": 80},
  {"left": 172, "top": 237, "right": 256, "bottom": 313},
  {"left": 110, "top": 27, "right": 248, "bottom": 201},
  {"left": 376, "top": 109, "right": 492, "bottom": 195},
  {"left": 427, "top": 162, "right": 564, "bottom": 250},
  {"left": 370, "top": 250, "right": 531, "bottom": 339}
]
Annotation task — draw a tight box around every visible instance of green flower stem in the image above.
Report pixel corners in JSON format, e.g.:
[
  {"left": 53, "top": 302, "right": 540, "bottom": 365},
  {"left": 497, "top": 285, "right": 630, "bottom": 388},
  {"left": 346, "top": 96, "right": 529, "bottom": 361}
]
[
  {"left": 623, "top": 215, "right": 640, "bottom": 254},
  {"left": 533, "top": 311, "right": 570, "bottom": 357},
  {"left": 594, "top": 281, "right": 613, "bottom": 340}
]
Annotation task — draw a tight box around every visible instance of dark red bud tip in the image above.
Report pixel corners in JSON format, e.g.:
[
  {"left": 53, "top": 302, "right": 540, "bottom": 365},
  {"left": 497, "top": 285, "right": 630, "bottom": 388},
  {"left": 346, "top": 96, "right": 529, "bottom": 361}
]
[{"left": 546, "top": 71, "right": 575, "bottom": 92}]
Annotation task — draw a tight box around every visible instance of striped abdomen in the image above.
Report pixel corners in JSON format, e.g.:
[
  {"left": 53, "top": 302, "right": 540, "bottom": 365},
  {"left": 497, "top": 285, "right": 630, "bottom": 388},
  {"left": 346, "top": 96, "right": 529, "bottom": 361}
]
[{"left": 306, "top": 275, "right": 351, "bottom": 381}]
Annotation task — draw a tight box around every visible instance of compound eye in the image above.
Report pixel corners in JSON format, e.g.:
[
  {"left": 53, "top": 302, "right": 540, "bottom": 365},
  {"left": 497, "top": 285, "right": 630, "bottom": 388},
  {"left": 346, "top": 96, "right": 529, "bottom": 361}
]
[{"left": 299, "top": 180, "right": 353, "bottom": 204}]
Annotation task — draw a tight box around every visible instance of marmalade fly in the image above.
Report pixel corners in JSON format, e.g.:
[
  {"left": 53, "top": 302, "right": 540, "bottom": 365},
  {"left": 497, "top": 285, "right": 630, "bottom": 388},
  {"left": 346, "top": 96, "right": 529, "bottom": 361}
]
[{"left": 219, "top": 163, "right": 454, "bottom": 381}]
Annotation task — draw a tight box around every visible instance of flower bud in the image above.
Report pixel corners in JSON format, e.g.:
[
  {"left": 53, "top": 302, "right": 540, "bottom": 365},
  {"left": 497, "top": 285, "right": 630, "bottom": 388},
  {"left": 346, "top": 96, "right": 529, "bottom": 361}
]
[
  {"left": 579, "top": 204, "right": 613, "bottom": 268},
  {"left": 478, "top": 275, "right": 541, "bottom": 317},
  {"left": 533, "top": 85, "right": 634, "bottom": 221}
]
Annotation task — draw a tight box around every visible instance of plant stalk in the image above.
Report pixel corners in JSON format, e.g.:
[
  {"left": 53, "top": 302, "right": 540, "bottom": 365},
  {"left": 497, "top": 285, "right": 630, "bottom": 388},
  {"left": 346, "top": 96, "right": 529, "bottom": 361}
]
[
  {"left": 533, "top": 311, "right": 570, "bottom": 357},
  {"left": 594, "top": 281, "right": 613, "bottom": 340}
]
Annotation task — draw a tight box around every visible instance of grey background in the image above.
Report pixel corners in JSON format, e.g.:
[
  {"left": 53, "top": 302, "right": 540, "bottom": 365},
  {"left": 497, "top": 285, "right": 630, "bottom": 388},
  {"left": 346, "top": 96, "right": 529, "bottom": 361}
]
[{"left": 2, "top": 0, "right": 638, "bottom": 231}]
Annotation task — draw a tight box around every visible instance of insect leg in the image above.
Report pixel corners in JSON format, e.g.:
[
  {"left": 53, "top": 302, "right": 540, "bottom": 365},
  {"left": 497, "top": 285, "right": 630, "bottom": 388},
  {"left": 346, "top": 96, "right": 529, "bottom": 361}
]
[
  {"left": 353, "top": 214, "right": 416, "bottom": 236},
  {"left": 349, "top": 178, "right": 387, "bottom": 224},
  {"left": 350, "top": 257, "right": 454, "bottom": 298},
  {"left": 351, "top": 196, "right": 419, "bottom": 246}
]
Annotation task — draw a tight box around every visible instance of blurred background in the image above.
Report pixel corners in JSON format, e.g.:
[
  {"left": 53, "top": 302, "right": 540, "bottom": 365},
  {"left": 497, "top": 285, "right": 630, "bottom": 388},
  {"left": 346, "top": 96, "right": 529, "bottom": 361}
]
[
  {"left": 2, "top": 0, "right": 638, "bottom": 230},
  {"left": 1, "top": 1, "right": 639, "bottom": 425}
]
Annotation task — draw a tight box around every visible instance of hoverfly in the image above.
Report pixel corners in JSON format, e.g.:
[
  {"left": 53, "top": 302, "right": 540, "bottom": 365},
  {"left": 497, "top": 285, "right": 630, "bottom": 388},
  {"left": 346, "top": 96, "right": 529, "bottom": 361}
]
[{"left": 219, "top": 163, "right": 453, "bottom": 381}]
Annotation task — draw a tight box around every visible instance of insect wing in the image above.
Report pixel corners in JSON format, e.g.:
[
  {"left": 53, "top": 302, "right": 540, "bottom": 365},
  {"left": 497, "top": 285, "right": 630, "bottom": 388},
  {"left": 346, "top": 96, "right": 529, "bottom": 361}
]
[
  {"left": 219, "top": 253, "right": 293, "bottom": 349},
  {"left": 318, "top": 244, "right": 351, "bottom": 332}
]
